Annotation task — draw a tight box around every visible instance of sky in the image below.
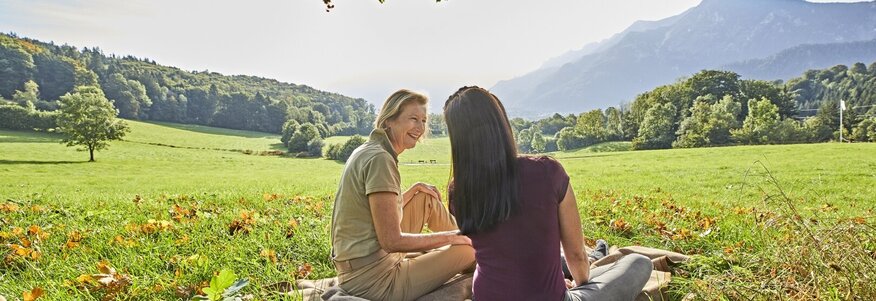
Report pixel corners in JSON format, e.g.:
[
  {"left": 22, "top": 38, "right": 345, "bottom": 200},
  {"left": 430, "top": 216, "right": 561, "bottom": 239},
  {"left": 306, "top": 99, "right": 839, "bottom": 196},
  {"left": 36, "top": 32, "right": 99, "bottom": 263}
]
[{"left": 0, "top": 0, "right": 869, "bottom": 112}]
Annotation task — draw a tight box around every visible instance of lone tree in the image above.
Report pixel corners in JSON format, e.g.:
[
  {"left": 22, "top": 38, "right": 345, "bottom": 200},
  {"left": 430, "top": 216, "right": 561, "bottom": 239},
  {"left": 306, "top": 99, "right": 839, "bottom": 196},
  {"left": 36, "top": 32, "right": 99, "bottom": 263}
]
[{"left": 57, "top": 85, "right": 130, "bottom": 162}]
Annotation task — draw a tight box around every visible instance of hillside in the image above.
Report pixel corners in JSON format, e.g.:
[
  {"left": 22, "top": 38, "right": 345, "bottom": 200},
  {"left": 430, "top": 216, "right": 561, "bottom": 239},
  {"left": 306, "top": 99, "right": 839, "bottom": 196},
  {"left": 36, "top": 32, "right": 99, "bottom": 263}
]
[
  {"left": 723, "top": 38, "right": 876, "bottom": 80},
  {"left": 0, "top": 33, "right": 375, "bottom": 136},
  {"left": 491, "top": 0, "right": 876, "bottom": 117}
]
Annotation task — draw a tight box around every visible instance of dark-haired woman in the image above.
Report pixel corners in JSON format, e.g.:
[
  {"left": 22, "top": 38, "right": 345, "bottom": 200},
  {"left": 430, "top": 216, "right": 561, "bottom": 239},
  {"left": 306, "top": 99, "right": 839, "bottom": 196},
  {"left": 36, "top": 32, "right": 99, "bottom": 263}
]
[{"left": 444, "top": 86, "right": 652, "bottom": 301}]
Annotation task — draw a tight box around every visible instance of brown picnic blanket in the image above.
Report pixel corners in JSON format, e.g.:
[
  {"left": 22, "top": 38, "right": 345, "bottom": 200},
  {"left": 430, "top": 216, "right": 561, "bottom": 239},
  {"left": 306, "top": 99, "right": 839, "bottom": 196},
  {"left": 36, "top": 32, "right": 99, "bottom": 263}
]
[
  {"left": 589, "top": 245, "right": 690, "bottom": 301},
  {"left": 275, "top": 246, "right": 688, "bottom": 301}
]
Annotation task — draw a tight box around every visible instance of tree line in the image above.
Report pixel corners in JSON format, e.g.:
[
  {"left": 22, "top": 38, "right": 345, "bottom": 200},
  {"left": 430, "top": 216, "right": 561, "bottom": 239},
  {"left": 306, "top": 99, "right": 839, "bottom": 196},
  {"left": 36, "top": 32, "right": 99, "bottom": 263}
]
[
  {"left": 4, "top": 32, "right": 875, "bottom": 159},
  {"left": 510, "top": 63, "right": 876, "bottom": 152},
  {"left": 0, "top": 32, "right": 375, "bottom": 141}
]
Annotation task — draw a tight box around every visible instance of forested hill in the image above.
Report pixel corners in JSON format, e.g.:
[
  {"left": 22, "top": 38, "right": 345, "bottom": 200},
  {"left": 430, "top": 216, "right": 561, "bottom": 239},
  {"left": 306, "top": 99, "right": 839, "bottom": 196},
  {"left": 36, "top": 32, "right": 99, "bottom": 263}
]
[
  {"left": 0, "top": 32, "right": 375, "bottom": 136},
  {"left": 722, "top": 39, "right": 876, "bottom": 82}
]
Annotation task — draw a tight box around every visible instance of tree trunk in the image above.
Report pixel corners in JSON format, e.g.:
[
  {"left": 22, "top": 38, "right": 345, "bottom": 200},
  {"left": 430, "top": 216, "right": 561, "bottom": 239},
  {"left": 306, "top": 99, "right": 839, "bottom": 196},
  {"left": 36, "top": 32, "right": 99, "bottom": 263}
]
[{"left": 89, "top": 147, "right": 95, "bottom": 162}]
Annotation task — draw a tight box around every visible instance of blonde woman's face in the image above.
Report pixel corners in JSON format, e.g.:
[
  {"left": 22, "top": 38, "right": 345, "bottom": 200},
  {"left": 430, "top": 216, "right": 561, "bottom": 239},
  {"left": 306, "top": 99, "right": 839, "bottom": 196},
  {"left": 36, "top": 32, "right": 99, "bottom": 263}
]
[{"left": 385, "top": 103, "right": 427, "bottom": 153}]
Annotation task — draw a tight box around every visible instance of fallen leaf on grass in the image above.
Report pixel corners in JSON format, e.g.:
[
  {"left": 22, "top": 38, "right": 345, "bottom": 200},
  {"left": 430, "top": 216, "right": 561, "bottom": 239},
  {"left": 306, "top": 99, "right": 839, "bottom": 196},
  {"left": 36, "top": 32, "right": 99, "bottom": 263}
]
[
  {"left": 65, "top": 231, "right": 83, "bottom": 249},
  {"left": 229, "top": 210, "right": 257, "bottom": 235},
  {"left": 5, "top": 243, "right": 41, "bottom": 264},
  {"left": 30, "top": 205, "right": 46, "bottom": 213},
  {"left": 22, "top": 287, "right": 43, "bottom": 301},
  {"left": 670, "top": 228, "right": 692, "bottom": 241},
  {"left": 296, "top": 263, "right": 313, "bottom": 279},
  {"left": 170, "top": 203, "right": 198, "bottom": 222},
  {"left": 263, "top": 193, "right": 282, "bottom": 202},
  {"left": 0, "top": 203, "right": 19, "bottom": 213},
  {"left": 286, "top": 219, "right": 299, "bottom": 238},
  {"left": 609, "top": 218, "right": 631, "bottom": 233},
  {"left": 260, "top": 249, "right": 278, "bottom": 264},
  {"left": 111, "top": 235, "right": 137, "bottom": 247},
  {"left": 127, "top": 220, "right": 173, "bottom": 235}
]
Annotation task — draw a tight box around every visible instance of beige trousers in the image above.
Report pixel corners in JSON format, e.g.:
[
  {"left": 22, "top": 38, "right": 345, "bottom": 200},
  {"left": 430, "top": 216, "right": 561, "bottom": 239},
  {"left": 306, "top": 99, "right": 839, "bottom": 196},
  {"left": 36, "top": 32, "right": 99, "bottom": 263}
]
[{"left": 337, "top": 193, "right": 476, "bottom": 301}]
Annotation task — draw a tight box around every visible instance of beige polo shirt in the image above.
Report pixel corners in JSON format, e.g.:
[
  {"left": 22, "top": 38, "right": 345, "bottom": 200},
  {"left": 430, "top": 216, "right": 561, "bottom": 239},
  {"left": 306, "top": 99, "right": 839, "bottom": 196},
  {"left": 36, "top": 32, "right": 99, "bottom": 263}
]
[{"left": 330, "top": 129, "right": 402, "bottom": 261}]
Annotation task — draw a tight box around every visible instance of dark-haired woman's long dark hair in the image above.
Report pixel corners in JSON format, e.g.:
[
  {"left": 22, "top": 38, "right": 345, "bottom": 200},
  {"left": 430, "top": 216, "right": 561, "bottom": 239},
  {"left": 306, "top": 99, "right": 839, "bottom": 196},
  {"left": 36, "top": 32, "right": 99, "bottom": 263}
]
[{"left": 444, "top": 86, "right": 519, "bottom": 235}]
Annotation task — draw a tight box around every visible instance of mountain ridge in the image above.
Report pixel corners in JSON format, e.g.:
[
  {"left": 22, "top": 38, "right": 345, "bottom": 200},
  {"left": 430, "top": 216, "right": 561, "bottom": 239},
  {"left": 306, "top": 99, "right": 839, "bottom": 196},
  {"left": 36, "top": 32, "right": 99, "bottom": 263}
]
[{"left": 491, "top": 0, "right": 876, "bottom": 118}]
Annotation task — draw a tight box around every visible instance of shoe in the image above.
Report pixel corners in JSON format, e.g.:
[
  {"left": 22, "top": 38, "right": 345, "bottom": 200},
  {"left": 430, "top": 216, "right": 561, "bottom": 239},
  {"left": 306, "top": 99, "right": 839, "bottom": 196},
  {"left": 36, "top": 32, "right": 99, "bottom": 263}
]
[{"left": 588, "top": 239, "right": 608, "bottom": 261}]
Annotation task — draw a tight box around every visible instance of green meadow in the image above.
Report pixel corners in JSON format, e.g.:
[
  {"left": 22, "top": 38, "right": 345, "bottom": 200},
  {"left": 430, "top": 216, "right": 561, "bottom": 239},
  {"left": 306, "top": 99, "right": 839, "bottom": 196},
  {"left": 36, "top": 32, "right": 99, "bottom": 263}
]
[{"left": 1, "top": 120, "right": 874, "bottom": 300}]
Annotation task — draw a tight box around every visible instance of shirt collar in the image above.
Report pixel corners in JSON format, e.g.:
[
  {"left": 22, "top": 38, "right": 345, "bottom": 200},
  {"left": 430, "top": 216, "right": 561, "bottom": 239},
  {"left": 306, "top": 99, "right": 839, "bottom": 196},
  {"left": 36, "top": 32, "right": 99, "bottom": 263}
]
[{"left": 369, "top": 128, "right": 398, "bottom": 162}]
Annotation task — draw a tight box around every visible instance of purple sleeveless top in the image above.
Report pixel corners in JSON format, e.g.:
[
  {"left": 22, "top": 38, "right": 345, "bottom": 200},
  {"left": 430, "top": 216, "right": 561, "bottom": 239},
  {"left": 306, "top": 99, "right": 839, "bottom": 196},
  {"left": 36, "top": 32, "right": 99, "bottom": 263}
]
[{"left": 455, "top": 156, "right": 570, "bottom": 301}]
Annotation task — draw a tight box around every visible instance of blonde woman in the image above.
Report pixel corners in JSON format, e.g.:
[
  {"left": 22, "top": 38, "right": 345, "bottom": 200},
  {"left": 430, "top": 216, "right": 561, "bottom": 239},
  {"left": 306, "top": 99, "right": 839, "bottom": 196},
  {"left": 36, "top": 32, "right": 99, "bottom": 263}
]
[{"left": 329, "top": 89, "right": 475, "bottom": 301}]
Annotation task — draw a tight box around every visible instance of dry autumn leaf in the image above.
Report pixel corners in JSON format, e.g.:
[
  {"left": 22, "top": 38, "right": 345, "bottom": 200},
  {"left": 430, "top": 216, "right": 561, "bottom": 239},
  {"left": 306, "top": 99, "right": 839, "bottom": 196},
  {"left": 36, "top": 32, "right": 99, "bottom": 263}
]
[
  {"left": 260, "top": 249, "right": 278, "bottom": 264},
  {"left": 0, "top": 203, "right": 19, "bottom": 213},
  {"left": 296, "top": 263, "right": 313, "bottom": 279},
  {"left": 22, "top": 287, "right": 43, "bottom": 301},
  {"left": 609, "top": 218, "right": 631, "bottom": 233}
]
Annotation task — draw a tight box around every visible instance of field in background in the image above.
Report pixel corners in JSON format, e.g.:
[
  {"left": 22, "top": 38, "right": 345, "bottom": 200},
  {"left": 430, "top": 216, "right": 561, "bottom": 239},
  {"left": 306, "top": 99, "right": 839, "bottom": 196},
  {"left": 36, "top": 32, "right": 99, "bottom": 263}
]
[{"left": 1, "top": 121, "right": 874, "bottom": 300}]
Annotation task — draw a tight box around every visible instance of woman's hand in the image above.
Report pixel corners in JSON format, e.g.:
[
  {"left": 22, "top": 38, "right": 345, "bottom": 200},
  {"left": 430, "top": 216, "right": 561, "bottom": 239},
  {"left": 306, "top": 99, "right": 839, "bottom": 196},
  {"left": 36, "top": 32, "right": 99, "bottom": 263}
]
[
  {"left": 403, "top": 182, "right": 441, "bottom": 206},
  {"left": 564, "top": 279, "right": 576, "bottom": 289},
  {"left": 450, "top": 234, "right": 472, "bottom": 246}
]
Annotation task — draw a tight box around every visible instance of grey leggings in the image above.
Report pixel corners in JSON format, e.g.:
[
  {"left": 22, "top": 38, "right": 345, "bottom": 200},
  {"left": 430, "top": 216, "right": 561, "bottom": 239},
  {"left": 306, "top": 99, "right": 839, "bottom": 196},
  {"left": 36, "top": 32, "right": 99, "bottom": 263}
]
[{"left": 564, "top": 254, "right": 653, "bottom": 301}]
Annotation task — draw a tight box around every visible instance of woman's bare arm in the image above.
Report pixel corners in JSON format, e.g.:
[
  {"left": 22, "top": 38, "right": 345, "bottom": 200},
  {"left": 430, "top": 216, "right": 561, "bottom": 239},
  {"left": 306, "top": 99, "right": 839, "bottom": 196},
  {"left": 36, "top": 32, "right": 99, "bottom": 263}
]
[
  {"left": 558, "top": 184, "right": 590, "bottom": 285},
  {"left": 369, "top": 191, "right": 470, "bottom": 253}
]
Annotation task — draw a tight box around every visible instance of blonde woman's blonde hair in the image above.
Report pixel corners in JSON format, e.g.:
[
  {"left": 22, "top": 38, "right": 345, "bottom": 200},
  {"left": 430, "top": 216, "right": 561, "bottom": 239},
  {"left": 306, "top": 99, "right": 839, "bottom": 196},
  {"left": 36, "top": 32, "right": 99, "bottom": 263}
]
[{"left": 374, "top": 89, "right": 429, "bottom": 131}]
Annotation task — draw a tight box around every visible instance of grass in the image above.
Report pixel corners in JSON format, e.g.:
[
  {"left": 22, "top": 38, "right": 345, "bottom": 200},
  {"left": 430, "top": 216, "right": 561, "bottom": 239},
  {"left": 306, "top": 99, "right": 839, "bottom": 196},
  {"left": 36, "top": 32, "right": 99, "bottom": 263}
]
[{"left": 1, "top": 121, "right": 875, "bottom": 300}]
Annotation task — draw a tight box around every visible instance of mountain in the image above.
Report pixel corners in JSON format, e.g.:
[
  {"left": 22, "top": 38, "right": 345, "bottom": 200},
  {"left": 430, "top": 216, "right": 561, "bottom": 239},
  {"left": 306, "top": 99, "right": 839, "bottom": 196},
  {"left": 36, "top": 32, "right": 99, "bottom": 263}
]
[
  {"left": 491, "top": 0, "right": 876, "bottom": 118},
  {"left": 723, "top": 38, "right": 876, "bottom": 80}
]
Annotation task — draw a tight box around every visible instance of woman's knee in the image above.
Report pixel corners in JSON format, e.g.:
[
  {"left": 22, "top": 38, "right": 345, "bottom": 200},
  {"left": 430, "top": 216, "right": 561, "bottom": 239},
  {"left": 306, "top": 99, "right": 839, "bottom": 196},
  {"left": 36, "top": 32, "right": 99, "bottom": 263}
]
[
  {"left": 625, "top": 254, "right": 653, "bottom": 280},
  {"left": 447, "top": 245, "right": 476, "bottom": 265}
]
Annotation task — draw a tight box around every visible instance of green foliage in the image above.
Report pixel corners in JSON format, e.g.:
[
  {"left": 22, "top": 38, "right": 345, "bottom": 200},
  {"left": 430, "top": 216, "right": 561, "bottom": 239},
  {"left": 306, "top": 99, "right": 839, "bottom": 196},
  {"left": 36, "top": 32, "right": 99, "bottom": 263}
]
[
  {"left": 732, "top": 98, "right": 780, "bottom": 144},
  {"left": 326, "top": 135, "right": 366, "bottom": 162},
  {"left": 632, "top": 102, "right": 676, "bottom": 150},
  {"left": 685, "top": 70, "right": 741, "bottom": 102},
  {"left": 57, "top": 85, "right": 130, "bottom": 161},
  {"left": 673, "top": 99, "right": 712, "bottom": 148},
  {"left": 12, "top": 80, "right": 39, "bottom": 110},
  {"left": 674, "top": 96, "right": 741, "bottom": 148},
  {"left": 33, "top": 52, "right": 76, "bottom": 101},
  {"left": 516, "top": 127, "right": 535, "bottom": 153},
  {"left": 739, "top": 79, "right": 796, "bottom": 118},
  {"left": 850, "top": 117, "right": 876, "bottom": 142},
  {"left": 732, "top": 98, "right": 809, "bottom": 145},
  {"left": 306, "top": 137, "right": 324, "bottom": 157},
  {"left": 280, "top": 120, "right": 300, "bottom": 147},
  {"left": 509, "top": 117, "right": 532, "bottom": 135},
  {"left": 428, "top": 113, "right": 446, "bottom": 136},
  {"left": 555, "top": 127, "right": 594, "bottom": 151},
  {"left": 193, "top": 269, "right": 249, "bottom": 301},
  {"left": 530, "top": 133, "right": 546, "bottom": 153},
  {"left": 707, "top": 96, "right": 742, "bottom": 145},
  {"left": 287, "top": 123, "right": 320, "bottom": 154},
  {"left": 0, "top": 33, "right": 375, "bottom": 137},
  {"left": 103, "top": 73, "right": 151, "bottom": 119},
  {"left": 604, "top": 107, "right": 624, "bottom": 141},
  {"left": 544, "top": 137, "right": 558, "bottom": 153},
  {"left": 576, "top": 109, "right": 607, "bottom": 141},
  {"left": 0, "top": 36, "right": 36, "bottom": 99},
  {"left": 0, "top": 103, "right": 58, "bottom": 130},
  {"left": 535, "top": 113, "right": 576, "bottom": 136}
]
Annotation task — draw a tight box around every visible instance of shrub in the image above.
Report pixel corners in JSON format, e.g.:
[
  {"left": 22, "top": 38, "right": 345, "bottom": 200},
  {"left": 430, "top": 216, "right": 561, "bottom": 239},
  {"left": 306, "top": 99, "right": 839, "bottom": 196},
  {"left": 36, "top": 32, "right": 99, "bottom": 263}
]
[
  {"left": 280, "top": 120, "right": 300, "bottom": 147},
  {"left": 327, "top": 135, "right": 366, "bottom": 162},
  {"left": 850, "top": 118, "right": 876, "bottom": 142},
  {"left": 287, "top": 123, "right": 319, "bottom": 152},
  {"left": 0, "top": 104, "right": 58, "bottom": 131},
  {"left": 306, "top": 137, "right": 324, "bottom": 157}
]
